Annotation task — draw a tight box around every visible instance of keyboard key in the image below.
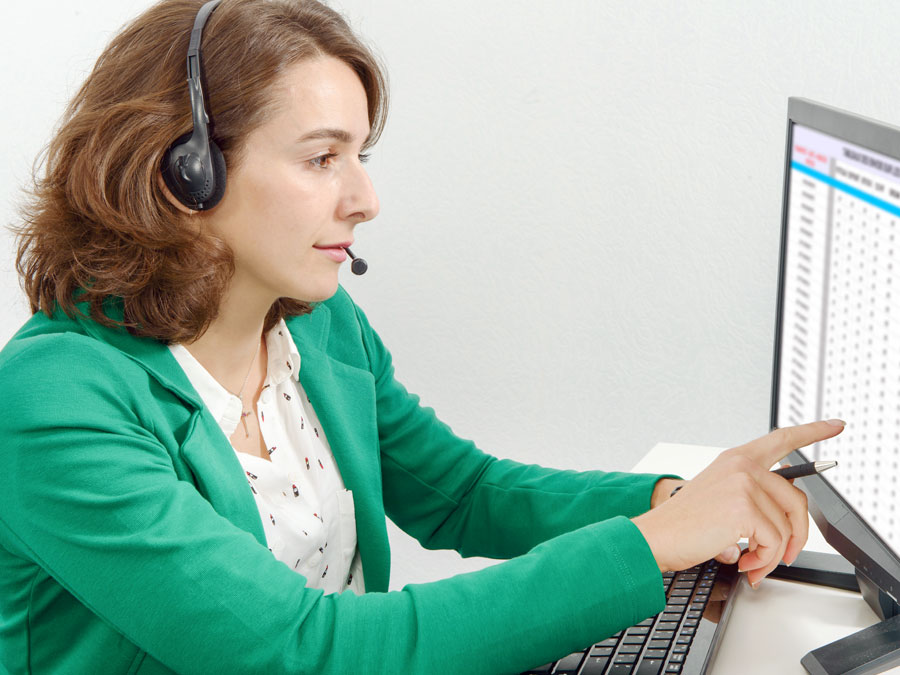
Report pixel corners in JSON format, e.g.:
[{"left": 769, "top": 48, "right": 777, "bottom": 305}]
[
  {"left": 686, "top": 611, "right": 702, "bottom": 619},
  {"left": 670, "top": 653, "right": 686, "bottom": 663},
  {"left": 607, "top": 665, "right": 635, "bottom": 674},
  {"left": 553, "top": 652, "right": 585, "bottom": 673},
  {"left": 637, "top": 618, "right": 656, "bottom": 627},
  {"left": 634, "top": 658, "right": 665, "bottom": 675},
  {"left": 590, "top": 646, "right": 614, "bottom": 657},
  {"left": 682, "top": 619, "right": 699, "bottom": 628},
  {"left": 647, "top": 640, "right": 671, "bottom": 650},
  {"left": 670, "top": 588, "right": 692, "bottom": 597},
  {"left": 667, "top": 596, "right": 689, "bottom": 605},
  {"left": 614, "top": 653, "right": 638, "bottom": 664},
  {"left": 625, "top": 626, "right": 651, "bottom": 635},
  {"left": 665, "top": 662, "right": 683, "bottom": 672},
  {"left": 680, "top": 626, "right": 696, "bottom": 636},
  {"left": 676, "top": 636, "right": 692, "bottom": 645},
  {"left": 619, "top": 644, "right": 642, "bottom": 654},
  {"left": 623, "top": 635, "right": 647, "bottom": 645},
  {"left": 673, "top": 644, "right": 688, "bottom": 653},
  {"left": 598, "top": 638, "right": 619, "bottom": 648},
  {"left": 652, "top": 630, "right": 675, "bottom": 640},
  {"left": 579, "top": 656, "right": 610, "bottom": 674},
  {"left": 663, "top": 604, "right": 686, "bottom": 614},
  {"left": 644, "top": 649, "right": 667, "bottom": 659}
]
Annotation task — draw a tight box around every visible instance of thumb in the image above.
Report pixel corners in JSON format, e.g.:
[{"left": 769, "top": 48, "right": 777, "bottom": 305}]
[
  {"left": 715, "top": 544, "right": 741, "bottom": 565},
  {"left": 779, "top": 463, "right": 795, "bottom": 485}
]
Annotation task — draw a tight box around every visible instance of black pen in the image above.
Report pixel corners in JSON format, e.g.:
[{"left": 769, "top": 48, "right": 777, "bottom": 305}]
[{"left": 772, "top": 460, "right": 838, "bottom": 480}]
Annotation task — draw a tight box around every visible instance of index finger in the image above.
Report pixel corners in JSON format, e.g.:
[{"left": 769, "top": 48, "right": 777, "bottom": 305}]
[{"left": 731, "top": 419, "right": 845, "bottom": 469}]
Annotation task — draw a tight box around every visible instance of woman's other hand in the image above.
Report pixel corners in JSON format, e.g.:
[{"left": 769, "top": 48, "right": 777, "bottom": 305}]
[
  {"left": 649, "top": 478, "right": 742, "bottom": 566},
  {"left": 632, "top": 419, "right": 845, "bottom": 587}
]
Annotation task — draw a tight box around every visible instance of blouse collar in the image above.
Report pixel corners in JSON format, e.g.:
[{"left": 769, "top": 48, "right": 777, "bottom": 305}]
[{"left": 168, "top": 317, "right": 301, "bottom": 438}]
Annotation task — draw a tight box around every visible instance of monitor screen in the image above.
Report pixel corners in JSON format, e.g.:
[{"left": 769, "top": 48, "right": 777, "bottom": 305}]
[{"left": 772, "top": 99, "right": 900, "bottom": 558}]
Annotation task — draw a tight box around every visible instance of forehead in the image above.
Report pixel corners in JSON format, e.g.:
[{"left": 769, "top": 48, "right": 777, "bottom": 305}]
[{"left": 267, "top": 56, "right": 371, "bottom": 142}]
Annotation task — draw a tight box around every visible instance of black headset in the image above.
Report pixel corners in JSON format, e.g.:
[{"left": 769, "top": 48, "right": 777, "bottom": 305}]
[{"left": 161, "top": 0, "right": 225, "bottom": 211}]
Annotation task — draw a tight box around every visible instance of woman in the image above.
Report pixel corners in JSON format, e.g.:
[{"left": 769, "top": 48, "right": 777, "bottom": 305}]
[{"left": 0, "top": 0, "right": 844, "bottom": 673}]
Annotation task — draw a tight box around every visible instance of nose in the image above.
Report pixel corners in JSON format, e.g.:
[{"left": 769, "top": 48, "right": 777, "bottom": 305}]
[{"left": 341, "top": 158, "right": 380, "bottom": 225}]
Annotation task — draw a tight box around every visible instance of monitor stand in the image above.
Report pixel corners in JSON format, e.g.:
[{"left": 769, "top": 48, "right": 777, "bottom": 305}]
[
  {"left": 770, "top": 551, "right": 900, "bottom": 674},
  {"left": 769, "top": 549, "right": 859, "bottom": 592},
  {"left": 800, "top": 612, "right": 900, "bottom": 675}
]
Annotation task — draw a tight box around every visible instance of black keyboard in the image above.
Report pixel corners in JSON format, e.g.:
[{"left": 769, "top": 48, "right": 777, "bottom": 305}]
[{"left": 521, "top": 559, "right": 739, "bottom": 675}]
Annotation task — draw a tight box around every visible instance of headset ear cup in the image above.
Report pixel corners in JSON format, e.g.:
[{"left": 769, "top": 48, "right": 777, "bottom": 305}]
[
  {"left": 160, "top": 133, "right": 227, "bottom": 210},
  {"left": 160, "top": 131, "right": 194, "bottom": 207},
  {"left": 203, "top": 139, "right": 227, "bottom": 209}
]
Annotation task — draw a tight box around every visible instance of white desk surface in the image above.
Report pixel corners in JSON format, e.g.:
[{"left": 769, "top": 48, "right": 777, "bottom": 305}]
[{"left": 636, "top": 442, "right": 899, "bottom": 675}]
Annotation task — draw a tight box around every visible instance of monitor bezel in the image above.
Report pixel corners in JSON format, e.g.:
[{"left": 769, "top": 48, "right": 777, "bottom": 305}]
[{"left": 769, "top": 97, "right": 900, "bottom": 605}]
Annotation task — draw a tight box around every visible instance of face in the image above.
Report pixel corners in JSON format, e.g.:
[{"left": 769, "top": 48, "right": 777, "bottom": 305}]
[{"left": 203, "top": 56, "right": 379, "bottom": 304}]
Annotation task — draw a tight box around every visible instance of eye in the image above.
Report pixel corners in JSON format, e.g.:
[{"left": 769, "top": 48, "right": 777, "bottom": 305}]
[
  {"left": 309, "top": 152, "right": 372, "bottom": 169},
  {"left": 309, "top": 153, "right": 337, "bottom": 169}
]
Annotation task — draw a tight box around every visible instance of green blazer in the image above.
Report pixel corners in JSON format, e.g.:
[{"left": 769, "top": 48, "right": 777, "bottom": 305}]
[{"left": 0, "top": 285, "right": 669, "bottom": 674}]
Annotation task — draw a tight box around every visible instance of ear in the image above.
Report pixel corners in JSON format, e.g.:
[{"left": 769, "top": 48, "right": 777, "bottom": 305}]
[{"left": 157, "top": 172, "right": 197, "bottom": 216}]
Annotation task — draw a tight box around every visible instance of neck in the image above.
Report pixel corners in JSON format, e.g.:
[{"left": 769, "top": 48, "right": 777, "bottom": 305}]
[{"left": 181, "top": 278, "right": 275, "bottom": 396}]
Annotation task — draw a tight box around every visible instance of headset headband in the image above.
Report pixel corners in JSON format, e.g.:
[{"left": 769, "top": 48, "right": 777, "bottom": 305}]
[{"left": 160, "top": 0, "right": 226, "bottom": 210}]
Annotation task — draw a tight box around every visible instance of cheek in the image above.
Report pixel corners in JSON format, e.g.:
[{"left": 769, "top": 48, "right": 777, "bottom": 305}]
[
  {"left": 225, "top": 170, "right": 328, "bottom": 243},
  {"left": 248, "top": 166, "right": 333, "bottom": 220}
]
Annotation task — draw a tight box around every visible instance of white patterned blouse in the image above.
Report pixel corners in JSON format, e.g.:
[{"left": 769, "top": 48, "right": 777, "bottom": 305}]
[{"left": 168, "top": 318, "right": 365, "bottom": 596}]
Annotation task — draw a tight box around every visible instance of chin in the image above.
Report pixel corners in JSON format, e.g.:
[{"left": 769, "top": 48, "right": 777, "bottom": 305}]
[{"left": 293, "top": 277, "right": 340, "bottom": 303}]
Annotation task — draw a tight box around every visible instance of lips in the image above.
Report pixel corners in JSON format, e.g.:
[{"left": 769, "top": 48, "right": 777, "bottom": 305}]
[
  {"left": 314, "top": 241, "right": 353, "bottom": 249},
  {"left": 314, "top": 247, "right": 348, "bottom": 263}
]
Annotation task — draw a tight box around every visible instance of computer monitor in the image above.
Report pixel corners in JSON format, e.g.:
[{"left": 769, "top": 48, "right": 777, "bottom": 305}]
[{"left": 770, "top": 97, "right": 900, "bottom": 673}]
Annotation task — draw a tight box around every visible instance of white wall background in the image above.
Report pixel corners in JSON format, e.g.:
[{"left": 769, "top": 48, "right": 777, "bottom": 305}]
[{"left": 2, "top": 0, "right": 898, "bottom": 591}]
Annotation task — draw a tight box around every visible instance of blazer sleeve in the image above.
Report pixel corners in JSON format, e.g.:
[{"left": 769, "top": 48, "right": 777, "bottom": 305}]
[
  {"left": 0, "top": 335, "right": 665, "bottom": 675},
  {"left": 347, "top": 293, "right": 681, "bottom": 559}
]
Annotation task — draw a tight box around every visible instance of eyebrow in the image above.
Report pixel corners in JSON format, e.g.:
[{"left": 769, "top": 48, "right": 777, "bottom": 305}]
[{"left": 296, "top": 128, "right": 356, "bottom": 144}]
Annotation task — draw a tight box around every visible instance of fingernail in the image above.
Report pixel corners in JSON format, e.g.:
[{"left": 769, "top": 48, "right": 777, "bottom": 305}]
[
  {"left": 751, "top": 580, "right": 760, "bottom": 590},
  {"left": 825, "top": 418, "right": 846, "bottom": 427}
]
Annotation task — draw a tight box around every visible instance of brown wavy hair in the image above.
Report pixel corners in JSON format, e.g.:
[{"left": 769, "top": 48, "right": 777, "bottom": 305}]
[{"left": 10, "top": 0, "right": 388, "bottom": 344}]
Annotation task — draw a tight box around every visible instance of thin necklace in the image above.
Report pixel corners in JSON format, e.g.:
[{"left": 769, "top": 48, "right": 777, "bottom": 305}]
[{"left": 237, "top": 337, "right": 262, "bottom": 438}]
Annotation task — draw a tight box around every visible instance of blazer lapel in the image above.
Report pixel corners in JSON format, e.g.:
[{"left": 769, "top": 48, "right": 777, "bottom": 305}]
[
  {"left": 179, "top": 409, "right": 269, "bottom": 546},
  {"left": 287, "top": 309, "right": 390, "bottom": 592}
]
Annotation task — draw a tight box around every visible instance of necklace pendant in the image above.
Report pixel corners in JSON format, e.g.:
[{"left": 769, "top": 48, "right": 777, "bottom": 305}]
[{"left": 240, "top": 410, "right": 251, "bottom": 438}]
